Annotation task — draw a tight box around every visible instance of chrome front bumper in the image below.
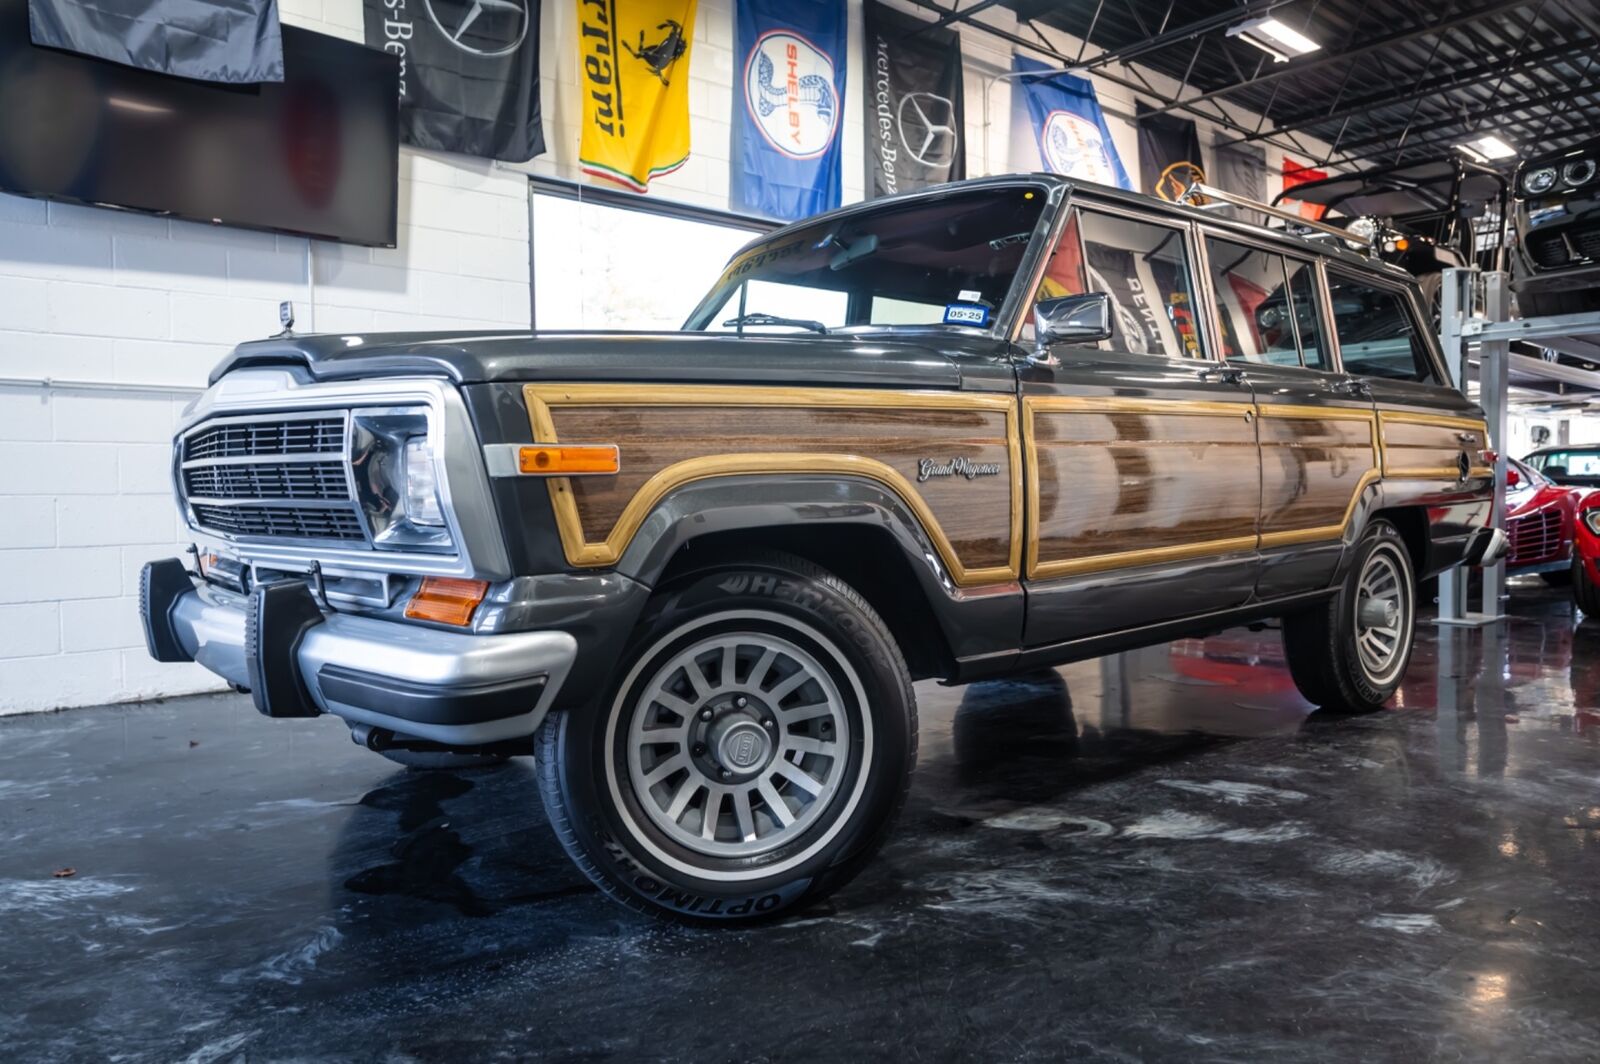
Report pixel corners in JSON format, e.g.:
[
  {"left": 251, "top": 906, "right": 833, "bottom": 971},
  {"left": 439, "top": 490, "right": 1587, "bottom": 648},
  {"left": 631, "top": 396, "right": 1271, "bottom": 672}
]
[{"left": 144, "top": 562, "right": 576, "bottom": 746}]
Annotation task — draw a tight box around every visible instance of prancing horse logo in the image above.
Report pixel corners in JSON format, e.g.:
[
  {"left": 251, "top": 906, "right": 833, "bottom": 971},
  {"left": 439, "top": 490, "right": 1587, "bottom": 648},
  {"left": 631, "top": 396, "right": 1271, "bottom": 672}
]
[
  {"left": 623, "top": 20, "right": 689, "bottom": 85},
  {"left": 423, "top": 0, "right": 529, "bottom": 58}
]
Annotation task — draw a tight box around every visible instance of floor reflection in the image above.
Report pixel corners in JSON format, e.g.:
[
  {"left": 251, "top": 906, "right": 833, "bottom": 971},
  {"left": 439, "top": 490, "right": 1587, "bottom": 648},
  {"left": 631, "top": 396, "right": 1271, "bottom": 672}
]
[{"left": 5, "top": 582, "right": 1600, "bottom": 1061}]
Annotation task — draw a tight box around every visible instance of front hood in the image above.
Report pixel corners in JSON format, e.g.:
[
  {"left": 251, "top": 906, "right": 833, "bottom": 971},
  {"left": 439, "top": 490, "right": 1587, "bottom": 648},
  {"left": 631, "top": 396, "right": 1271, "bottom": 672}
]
[{"left": 211, "top": 329, "right": 1001, "bottom": 390}]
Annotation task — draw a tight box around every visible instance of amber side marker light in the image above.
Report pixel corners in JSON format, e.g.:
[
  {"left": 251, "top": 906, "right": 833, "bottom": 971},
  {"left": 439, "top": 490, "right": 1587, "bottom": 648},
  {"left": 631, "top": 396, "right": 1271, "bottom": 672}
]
[
  {"left": 518, "top": 444, "right": 620, "bottom": 476},
  {"left": 405, "top": 577, "right": 489, "bottom": 626}
]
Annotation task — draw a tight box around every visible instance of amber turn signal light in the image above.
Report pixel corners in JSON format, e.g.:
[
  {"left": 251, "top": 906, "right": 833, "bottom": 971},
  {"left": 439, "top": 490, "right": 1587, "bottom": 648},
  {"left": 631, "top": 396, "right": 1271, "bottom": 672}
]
[
  {"left": 405, "top": 577, "right": 489, "bottom": 626},
  {"left": 518, "top": 444, "right": 620, "bottom": 476}
]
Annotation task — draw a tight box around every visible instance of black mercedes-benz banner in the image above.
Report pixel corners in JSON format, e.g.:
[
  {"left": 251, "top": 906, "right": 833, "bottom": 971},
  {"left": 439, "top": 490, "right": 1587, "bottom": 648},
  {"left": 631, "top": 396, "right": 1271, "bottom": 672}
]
[
  {"left": 863, "top": 0, "right": 964, "bottom": 199},
  {"left": 1136, "top": 101, "right": 1205, "bottom": 203},
  {"left": 365, "top": 0, "right": 544, "bottom": 163},
  {"left": 28, "top": 0, "right": 284, "bottom": 83}
]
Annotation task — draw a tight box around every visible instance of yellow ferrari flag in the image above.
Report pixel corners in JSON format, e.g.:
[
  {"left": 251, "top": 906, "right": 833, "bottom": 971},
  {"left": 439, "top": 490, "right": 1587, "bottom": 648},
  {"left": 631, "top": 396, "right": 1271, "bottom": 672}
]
[{"left": 577, "top": 0, "right": 696, "bottom": 192}]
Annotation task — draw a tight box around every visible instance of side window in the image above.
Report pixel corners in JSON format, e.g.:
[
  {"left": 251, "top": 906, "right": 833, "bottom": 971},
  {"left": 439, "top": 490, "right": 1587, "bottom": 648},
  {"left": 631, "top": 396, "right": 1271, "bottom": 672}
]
[
  {"left": 1326, "top": 271, "right": 1439, "bottom": 383},
  {"left": 1036, "top": 208, "right": 1203, "bottom": 359},
  {"left": 1205, "top": 237, "right": 1299, "bottom": 367},
  {"left": 1284, "top": 262, "right": 1329, "bottom": 371}
]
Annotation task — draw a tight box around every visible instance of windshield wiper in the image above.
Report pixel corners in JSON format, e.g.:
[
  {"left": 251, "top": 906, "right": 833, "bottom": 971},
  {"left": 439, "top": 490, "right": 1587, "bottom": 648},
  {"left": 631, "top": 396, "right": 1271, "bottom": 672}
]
[{"left": 721, "top": 313, "right": 829, "bottom": 335}]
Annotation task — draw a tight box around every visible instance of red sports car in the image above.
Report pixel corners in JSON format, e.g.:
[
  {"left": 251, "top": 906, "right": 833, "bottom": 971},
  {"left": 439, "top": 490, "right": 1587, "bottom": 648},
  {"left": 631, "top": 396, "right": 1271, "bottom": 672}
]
[
  {"left": 1504, "top": 457, "right": 1578, "bottom": 581},
  {"left": 1570, "top": 492, "right": 1600, "bottom": 614}
]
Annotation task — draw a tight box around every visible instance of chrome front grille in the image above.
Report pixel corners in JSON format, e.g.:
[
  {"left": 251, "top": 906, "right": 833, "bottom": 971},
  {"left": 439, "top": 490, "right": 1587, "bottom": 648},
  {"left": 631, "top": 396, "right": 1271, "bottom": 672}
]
[
  {"left": 184, "top": 416, "right": 344, "bottom": 461},
  {"left": 190, "top": 504, "right": 368, "bottom": 542},
  {"left": 179, "top": 411, "right": 367, "bottom": 546},
  {"left": 182, "top": 461, "right": 348, "bottom": 501},
  {"left": 1509, "top": 508, "right": 1563, "bottom": 565}
]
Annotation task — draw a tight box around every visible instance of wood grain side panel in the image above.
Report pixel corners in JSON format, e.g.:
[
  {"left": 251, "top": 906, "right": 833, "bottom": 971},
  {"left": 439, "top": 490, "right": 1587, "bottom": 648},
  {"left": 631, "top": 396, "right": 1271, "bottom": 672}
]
[
  {"left": 1258, "top": 412, "right": 1379, "bottom": 536},
  {"left": 525, "top": 388, "right": 1021, "bottom": 584},
  {"left": 1380, "top": 414, "right": 1488, "bottom": 478},
  {"left": 1029, "top": 406, "right": 1260, "bottom": 574}
]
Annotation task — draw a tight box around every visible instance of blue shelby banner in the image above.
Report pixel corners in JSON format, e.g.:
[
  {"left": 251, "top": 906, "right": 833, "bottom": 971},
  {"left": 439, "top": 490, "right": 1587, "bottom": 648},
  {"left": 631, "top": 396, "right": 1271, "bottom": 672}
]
[
  {"left": 1012, "top": 56, "right": 1132, "bottom": 191},
  {"left": 731, "top": 0, "right": 847, "bottom": 221}
]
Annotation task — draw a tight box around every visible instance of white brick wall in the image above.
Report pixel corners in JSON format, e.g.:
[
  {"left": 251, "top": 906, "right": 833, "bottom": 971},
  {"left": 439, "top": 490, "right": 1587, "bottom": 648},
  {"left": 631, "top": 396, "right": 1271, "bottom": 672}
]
[
  {"left": 0, "top": 2, "right": 530, "bottom": 714},
  {"left": 0, "top": 1, "right": 1329, "bottom": 715}
]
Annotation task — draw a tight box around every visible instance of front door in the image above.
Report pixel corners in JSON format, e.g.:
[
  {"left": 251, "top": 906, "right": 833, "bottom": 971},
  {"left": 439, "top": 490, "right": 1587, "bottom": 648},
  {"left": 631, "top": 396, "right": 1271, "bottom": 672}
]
[{"left": 1021, "top": 203, "right": 1262, "bottom": 648}]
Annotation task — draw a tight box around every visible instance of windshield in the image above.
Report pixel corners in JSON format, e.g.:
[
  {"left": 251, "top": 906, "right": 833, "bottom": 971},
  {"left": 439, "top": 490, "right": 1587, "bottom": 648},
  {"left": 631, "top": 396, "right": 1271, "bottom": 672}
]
[{"left": 684, "top": 184, "right": 1051, "bottom": 334}]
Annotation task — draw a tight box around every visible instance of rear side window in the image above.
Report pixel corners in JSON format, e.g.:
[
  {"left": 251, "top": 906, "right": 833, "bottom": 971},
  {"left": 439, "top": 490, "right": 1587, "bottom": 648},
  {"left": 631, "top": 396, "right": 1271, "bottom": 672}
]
[
  {"left": 1326, "top": 270, "right": 1438, "bottom": 383},
  {"left": 1205, "top": 237, "right": 1329, "bottom": 370},
  {"left": 1046, "top": 208, "right": 1204, "bottom": 359}
]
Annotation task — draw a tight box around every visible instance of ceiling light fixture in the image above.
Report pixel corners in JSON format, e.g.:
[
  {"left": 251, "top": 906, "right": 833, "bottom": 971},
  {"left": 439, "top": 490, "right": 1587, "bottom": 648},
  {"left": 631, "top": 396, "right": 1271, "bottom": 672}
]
[
  {"left": 1226, "top": 16, "right": 1321, "bottom": 62},
  {"left": 1457, "top": 134, "right": 1518, "bottom": 162}
]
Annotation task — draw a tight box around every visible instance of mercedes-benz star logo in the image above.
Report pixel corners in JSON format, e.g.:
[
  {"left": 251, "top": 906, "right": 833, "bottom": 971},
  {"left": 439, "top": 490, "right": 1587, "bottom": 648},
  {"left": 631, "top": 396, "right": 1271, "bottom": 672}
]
[
  {"left": 424, "top": 0, "right": 529, "bottom": 57},
  {"left": 896, "top": 92, "right": 958, "bottom": 168}
]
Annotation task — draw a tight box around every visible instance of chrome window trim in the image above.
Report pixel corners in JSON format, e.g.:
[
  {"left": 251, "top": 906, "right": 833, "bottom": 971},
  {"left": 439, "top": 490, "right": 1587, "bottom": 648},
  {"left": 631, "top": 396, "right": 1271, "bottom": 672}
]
[{"left": 176, "top": 369, "right": 512, "bottom": 581}]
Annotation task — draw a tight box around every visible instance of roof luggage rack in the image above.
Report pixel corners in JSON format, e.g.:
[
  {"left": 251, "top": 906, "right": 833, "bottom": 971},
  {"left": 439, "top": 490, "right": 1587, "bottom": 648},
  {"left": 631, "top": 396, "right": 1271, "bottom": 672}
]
[{"left": 1179, "top": 181, "right": 1374, "bottom": 252}]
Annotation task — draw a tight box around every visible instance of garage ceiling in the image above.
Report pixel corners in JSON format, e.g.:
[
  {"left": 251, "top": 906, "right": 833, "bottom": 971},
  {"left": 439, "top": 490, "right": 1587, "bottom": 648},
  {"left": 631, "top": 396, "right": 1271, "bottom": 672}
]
[{"left": 925, "top": 0, "right": 1600, "bottom": 169}]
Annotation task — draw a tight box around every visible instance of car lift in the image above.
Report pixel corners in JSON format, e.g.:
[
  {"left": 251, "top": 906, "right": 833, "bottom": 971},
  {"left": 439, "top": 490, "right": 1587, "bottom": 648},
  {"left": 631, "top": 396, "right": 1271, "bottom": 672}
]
[{"left": 1437, "top": 268, "right": 1600, "bottom": 626}]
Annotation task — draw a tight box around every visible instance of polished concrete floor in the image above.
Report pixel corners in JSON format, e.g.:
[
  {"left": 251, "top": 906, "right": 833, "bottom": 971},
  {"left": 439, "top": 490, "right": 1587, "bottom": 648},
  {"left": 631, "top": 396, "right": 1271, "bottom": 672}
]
[{"left": 5, "top": 583, "right": 1600, "bottom": 1062}]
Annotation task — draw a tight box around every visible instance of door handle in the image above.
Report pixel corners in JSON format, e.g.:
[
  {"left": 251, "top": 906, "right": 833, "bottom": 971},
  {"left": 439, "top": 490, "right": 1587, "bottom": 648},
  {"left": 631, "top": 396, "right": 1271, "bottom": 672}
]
[
  {"left": 1335, "top": 378, "right": 1372, "bottom": 397},
  {"left": 1197, "top": 365, "right": 1246, "bottom": 385}
]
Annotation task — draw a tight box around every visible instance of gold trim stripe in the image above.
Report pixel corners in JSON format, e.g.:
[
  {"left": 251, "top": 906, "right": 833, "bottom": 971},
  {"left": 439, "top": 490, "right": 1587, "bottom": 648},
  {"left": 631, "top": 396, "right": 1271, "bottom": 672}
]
[{"left": 523, "top": 383, "right": 1023, "bottom": 588}]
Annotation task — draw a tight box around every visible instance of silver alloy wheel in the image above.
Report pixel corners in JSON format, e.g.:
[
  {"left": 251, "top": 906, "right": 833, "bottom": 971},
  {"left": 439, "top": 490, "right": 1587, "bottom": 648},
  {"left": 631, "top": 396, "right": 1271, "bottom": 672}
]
[
  {"left": 624, "top": 630, "right": 852, "bottom": 859},
  {"left": 1353, "top": 545, "right": 1412, "bottom": 686}
]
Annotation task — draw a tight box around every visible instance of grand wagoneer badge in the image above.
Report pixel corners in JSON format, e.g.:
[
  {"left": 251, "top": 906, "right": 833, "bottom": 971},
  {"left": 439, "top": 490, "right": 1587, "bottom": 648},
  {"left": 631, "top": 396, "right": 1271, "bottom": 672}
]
[{"left": 918, "top": 456, "right": 1003, "bottom": 482}]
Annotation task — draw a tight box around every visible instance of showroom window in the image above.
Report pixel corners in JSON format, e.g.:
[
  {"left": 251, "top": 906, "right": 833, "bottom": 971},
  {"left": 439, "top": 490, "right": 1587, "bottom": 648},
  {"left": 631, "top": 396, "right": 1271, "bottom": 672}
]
[
  {"left": 1325, "top": 270, "right": 1439, "bottom": 383},
  {"left": 530, "top": 189, "right": 766, "bottom": 331},
  {"left": 1205, "top": 236, "right": 1330, "bottom": 372},
  {"left": 1056, "top": 208, "right": 1205, "bottom": 360}
]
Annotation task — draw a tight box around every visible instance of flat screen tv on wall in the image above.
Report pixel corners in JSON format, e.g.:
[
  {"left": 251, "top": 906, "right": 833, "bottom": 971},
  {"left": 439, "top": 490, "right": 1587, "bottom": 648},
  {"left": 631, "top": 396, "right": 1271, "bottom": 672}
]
[{"left": 0, "top": 0, "right": 400, "bottom": 247}]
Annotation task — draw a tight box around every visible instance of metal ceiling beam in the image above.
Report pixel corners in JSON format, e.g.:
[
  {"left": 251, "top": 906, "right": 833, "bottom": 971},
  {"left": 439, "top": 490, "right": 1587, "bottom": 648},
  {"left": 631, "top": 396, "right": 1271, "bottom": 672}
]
[
  {"left": 1335, "top": 109, "right": 1600, "bottom": 167},
  {"left": 1247, "top": 37, "right": 1600, "bottom": 141},
  {"left": 899, "top": 0, "right": 1329, "bottom": 162},
  {"left": 1337, "top": 80, "right": 1600, "bottom": 155},
  {"left": 1142, "top": 0, "right": 1539, "bottom": 117}
]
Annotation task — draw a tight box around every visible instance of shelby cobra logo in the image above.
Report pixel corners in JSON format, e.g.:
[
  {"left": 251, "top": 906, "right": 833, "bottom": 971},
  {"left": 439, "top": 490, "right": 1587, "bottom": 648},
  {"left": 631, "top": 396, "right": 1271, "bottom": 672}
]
[
  {"left": 918, "top": 457, "right": 1002, "bottom": 483},
  {"left": 745, "top": 30, "right": 839, "bottom": 159},
  {"left": 1041, "top": 109, "right": 1117, "bottom": 184}
]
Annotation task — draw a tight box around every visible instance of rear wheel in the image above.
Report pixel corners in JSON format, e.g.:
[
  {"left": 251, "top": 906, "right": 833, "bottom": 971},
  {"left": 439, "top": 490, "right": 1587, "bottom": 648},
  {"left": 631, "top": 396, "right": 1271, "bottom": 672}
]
[
  {"left": 1573, "top": 556, "right": 1600, "bottom": 617},
  {"left": 1283, "top": 520, "right": 1416, "bottom": 714},
  {"left": 536, "top": 550, "right": 917, "bottom": 924}
]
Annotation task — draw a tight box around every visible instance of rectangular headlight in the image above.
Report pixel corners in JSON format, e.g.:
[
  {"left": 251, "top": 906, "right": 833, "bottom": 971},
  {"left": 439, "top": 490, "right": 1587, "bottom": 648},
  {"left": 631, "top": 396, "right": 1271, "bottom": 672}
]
[{"left": 351, "top": 408, "right": 454, "bottom": 553}]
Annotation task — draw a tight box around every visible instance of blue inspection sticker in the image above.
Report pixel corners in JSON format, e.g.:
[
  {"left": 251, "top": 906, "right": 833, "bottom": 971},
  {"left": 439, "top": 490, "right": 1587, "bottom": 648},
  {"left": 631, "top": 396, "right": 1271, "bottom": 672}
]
[{"left": 943, "top": 303, "right": 991, "bottom": 327}]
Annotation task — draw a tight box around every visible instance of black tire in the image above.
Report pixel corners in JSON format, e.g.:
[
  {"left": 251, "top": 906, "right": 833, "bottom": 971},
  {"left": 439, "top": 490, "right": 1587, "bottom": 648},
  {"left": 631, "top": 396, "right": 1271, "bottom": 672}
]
[
  {"left": 376, "top": 749, "right": 512, "bottom": 770},
  {"left": 1282, "top": 520, "right": 1417, "bottom": 714},
  {"left": 536, "top": 549, "right": 917, "bottom": 924},
  {"left": 1574, "top": 556, "right": 1600, "bottom": 617},
  {"left": 1539, "top": 569, "right": 1573, "bottom": 587}
]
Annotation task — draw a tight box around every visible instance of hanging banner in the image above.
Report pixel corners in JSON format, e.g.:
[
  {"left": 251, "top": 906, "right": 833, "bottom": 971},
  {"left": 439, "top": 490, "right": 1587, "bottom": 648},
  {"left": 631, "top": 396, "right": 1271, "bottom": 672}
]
[
  {"left": 1212, "top": 141, "right": 1269, "bottom": 226},
  {"left": 732, "top": 0, "right": 847, "bottom": 221},
  {"left": 1011, "top": 56, "right": 1131, "bottom": 190},
  {"left": 862, "top": 0, "right": 964, "bottom": 199},
  {"left": 1136, "top": 102, "right": 1204, "bottom": 202},
  {"left": 364, "top": 0, "right": 545, "bottom": 163},
  {"left": 577, "top": 0, "right": 696, "bottom": 191},
  {"left": 1281, "top": 157, "right": 1329, "bottom": 220},
  {"left": 28, "top": 0, "right": 284, "bottom": 83}
]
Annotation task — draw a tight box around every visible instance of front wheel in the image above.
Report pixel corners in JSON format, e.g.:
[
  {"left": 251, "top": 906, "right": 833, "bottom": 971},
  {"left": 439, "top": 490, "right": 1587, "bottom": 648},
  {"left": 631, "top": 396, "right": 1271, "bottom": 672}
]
[
  {"left": 1573, "top": 556, "right": 1600, "bottom": 617},
  {"left": 536, "top": 550, "right": 917, "bottom": 924},
  {"left": 1283, "top": 520, "right": 1417, "bottom": 714}
]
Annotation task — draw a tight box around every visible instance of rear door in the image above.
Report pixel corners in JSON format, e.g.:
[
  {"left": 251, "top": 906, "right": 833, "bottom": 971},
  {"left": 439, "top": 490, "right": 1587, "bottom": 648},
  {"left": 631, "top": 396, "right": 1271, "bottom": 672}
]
[
  {"left": 1019, "top": 201, "right": 1262, "bottom": 648},
  {"left": 1322, "top": 264, "right": 1488, "bottom": 472},
  {"left": 1198, "top": 233, "right": 1382, "bottom": 598}
]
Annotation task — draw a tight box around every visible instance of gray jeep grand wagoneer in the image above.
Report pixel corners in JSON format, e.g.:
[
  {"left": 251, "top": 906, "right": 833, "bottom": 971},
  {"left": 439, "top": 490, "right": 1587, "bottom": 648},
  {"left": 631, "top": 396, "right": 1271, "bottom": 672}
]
[{"left": 142, "top": 176, "right": 1502, "bottom": 922}]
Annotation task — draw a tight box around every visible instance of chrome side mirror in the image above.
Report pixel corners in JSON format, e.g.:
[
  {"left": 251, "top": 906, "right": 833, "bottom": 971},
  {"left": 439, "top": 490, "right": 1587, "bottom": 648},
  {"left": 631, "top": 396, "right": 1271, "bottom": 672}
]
[{"left": 1030, "top": 293, "right": 1112, "bottom": 365}]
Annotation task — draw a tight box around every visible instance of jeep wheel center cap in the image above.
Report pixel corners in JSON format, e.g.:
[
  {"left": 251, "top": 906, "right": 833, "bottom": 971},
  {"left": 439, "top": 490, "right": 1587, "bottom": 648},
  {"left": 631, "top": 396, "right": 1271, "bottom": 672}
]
[{"left": 715, "top": 720, "right": 772, "bottom": 774}]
